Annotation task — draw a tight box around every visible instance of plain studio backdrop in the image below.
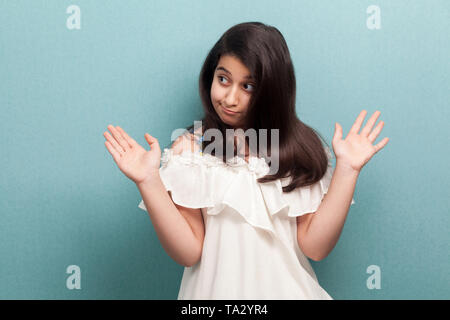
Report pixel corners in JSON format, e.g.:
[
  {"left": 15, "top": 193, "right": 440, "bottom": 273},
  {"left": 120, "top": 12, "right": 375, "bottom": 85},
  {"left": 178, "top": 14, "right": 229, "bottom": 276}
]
[{"left": 0, "top": 0, "right": 448, "bottom": 299}]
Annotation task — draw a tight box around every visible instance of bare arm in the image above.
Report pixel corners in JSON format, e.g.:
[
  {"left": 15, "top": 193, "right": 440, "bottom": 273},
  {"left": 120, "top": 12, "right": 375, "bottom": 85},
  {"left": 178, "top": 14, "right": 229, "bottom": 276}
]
[
  {"left": 137, "top": 133, "right": 205, "bottom": 267},
  {"left": 137, "top": 175, "right": 203, "bottom": 267},
  {"left": 103, "top": 124, "right": 204, "bottom": 268},
  {"left": 297, "top": 110, "right": 389, "bottom": 261},
  {"left": 297, "top": 164, "right": 358, "bottom": 261}
]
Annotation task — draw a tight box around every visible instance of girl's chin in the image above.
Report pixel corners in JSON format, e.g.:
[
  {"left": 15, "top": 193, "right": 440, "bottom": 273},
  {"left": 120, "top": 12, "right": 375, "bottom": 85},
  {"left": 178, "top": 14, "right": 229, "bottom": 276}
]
[{"left": 222, "top": 118, "right": 235, "bottom": 126}]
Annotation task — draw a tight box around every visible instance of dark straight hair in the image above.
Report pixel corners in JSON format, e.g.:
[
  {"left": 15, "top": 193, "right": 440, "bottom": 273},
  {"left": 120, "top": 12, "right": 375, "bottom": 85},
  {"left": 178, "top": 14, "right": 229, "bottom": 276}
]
[{"left": 181, "top": 21, "right": 330, "bottom": 193}]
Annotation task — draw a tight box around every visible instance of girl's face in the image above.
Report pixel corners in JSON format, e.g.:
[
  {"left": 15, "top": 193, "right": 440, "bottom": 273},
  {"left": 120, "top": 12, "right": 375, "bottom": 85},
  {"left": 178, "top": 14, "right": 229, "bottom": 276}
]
[{"left": 210, "top": 55, "right": 256, "bottom": 129}]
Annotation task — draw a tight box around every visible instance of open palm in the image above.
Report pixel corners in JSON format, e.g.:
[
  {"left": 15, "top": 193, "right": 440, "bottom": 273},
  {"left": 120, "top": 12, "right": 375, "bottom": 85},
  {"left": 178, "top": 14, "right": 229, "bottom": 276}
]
[
  {"left": 332, "top": 110, "right": 389, "bottom": 173},
  {"left": 103, "top": 125, "right": 161, "bottom": 184}
]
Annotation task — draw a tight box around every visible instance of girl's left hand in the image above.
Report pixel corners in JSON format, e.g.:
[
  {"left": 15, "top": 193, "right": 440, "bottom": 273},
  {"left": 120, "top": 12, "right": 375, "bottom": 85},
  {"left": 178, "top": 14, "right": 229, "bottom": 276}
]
[{"left": 332, "top": 110, "right": 389, "bottom": 173}]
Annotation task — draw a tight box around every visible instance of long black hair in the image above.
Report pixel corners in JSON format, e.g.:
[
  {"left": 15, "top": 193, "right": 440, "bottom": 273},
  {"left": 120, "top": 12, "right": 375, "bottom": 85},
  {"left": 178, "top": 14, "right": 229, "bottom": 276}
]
[{"left": 180, "top": 22, "right": 330, "bottom": 193}]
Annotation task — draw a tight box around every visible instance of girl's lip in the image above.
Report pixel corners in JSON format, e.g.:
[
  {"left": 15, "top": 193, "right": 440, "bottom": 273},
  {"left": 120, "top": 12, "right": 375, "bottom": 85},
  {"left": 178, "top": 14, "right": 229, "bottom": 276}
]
[{"left": 222, "top": 106, "right": 238, "bottom": 115}]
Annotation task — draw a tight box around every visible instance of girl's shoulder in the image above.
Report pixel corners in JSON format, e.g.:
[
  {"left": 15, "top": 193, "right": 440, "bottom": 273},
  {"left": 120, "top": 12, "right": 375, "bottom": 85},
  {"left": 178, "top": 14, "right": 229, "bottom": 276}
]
[{"left": 170, "top": 128, "right": 203, "bottom": 156}]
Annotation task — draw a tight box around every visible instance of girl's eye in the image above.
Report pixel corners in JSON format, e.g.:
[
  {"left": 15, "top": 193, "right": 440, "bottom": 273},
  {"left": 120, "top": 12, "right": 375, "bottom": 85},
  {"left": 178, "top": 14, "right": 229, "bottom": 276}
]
[
  {"left": 218, "top": 75, "right": 228, "bottom": 84},
  {"left": 244, "top": 83, "right": 255, "bottom": 92},
  {"left": 218, "top": 75, "right": 255, "bottom": 92}
]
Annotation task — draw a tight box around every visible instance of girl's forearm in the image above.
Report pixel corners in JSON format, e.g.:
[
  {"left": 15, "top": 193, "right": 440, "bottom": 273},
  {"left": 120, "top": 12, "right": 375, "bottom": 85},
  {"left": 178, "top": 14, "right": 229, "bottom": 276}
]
[
  {"left": 302, "top": 163, "right": 359, "bottom": 261},
  {"left": 136, "top": 174, "right": 202, "bottom": 267}
]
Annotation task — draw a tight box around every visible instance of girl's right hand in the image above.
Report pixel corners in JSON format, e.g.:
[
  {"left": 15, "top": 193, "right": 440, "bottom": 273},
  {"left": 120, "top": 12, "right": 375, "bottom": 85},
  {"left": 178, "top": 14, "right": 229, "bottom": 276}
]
[{"left": 103, "top": 125, "right": 161, "bottom": 185}]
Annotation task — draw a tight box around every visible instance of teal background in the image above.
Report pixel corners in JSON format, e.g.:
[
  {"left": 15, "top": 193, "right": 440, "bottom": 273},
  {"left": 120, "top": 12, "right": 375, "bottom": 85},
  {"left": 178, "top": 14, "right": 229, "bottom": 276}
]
[{"left": 1, "top": 0, "right": 448, "bottom": 299}]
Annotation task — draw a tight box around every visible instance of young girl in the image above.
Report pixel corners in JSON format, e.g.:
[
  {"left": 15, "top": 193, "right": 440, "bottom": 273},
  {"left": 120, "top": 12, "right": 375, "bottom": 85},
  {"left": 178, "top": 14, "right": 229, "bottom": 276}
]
[{"left": 103, "top": 22, "right": 389, "bottom": 300}]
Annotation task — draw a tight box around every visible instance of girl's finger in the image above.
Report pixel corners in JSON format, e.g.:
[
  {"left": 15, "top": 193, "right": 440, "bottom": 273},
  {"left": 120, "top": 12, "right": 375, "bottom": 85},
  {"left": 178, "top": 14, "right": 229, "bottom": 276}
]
[
  {"left": 333, "top": 122, "right": 343, "bottom": 142},
  {"left": 361, "top": 110, "right": 381, "bottom": 137},
  {"left": 105, "top": 140, "right": 121, "bottom": 162},
  {"left": 373, "top": 137, "right": 389, "bottom": 154},
  {"left": 104, "top": 131, "right": 125, "bottom": 154},
  {"left": 349, "top": 110, "right": 367, "bottom": 135},
  {"left": 107, "top": 125, "right": 129, "bottom": 151},
  {"left": 368, "top": 120, "right": 384, "bottom": 143},
  {"left": 116, "top": 126, "right": 137, "bottom": 148}
]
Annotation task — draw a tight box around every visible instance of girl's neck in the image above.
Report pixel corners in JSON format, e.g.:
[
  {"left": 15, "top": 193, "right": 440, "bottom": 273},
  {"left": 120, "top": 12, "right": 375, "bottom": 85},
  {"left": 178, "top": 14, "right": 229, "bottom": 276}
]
[{"left": 234, "top": 140, "right": 253, "bottom": 163}]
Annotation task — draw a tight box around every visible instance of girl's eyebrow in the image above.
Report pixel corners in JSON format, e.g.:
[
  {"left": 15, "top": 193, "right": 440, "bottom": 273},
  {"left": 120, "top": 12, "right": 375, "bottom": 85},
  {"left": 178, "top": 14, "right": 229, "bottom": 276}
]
[{"left": 216, "top": 66, "right": 254, "bottom": 80}]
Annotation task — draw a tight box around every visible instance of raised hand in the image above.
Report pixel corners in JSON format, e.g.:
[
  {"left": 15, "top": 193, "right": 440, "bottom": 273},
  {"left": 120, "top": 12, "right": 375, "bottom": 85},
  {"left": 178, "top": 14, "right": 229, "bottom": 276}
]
[
  {"left": 332, "top": 110, "right": 389, "bottom": 173},
  {"left": 103, "top": 125, "right": 161, "bottom": 185}
]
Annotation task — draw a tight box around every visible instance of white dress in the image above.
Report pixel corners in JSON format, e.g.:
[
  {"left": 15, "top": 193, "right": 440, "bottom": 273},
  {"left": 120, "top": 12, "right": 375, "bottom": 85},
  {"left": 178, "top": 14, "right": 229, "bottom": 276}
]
[{"left": 138, "top": 133, "right": 355, "bottom": 300}]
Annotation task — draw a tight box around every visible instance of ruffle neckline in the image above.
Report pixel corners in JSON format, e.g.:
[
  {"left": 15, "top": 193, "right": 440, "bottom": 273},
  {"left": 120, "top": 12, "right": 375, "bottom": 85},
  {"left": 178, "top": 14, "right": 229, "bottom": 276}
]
[
  {"left": 161, "top": 148, "right": 271, "bottom": 177},
  {"left": 139, "top": 146, "right": 355, "bottom": 235}
]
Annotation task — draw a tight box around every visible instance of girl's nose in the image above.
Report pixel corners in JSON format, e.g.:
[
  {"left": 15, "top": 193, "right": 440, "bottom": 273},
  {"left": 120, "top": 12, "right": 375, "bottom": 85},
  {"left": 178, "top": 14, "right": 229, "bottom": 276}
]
[{"left": 225, "top": 85, "right": 239, "bottom": 106}]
